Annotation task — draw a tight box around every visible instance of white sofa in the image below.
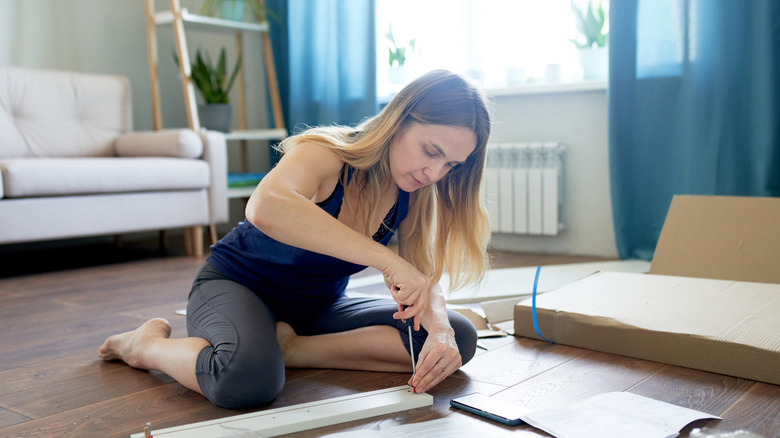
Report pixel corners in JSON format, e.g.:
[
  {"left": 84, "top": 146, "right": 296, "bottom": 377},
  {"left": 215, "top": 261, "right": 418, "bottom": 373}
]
[{"left": 0, "top": 67, "right": 228, "bottom": 256}]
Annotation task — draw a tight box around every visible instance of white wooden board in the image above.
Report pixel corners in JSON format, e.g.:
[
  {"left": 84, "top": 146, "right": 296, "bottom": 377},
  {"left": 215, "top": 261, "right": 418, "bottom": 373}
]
[
  {"left": 443, "top": 259, "right": 651, "bottom": 304},
  {"left": 345, "top": 260, "right": 652, "bottom": 304},
  {"left": 130, "top": 386, "right": 431, "bottom": 438}
]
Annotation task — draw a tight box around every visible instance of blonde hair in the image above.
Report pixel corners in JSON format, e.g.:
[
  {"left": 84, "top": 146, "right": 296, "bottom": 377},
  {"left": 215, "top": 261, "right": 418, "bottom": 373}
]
[{"left": 278, "top": 70, "right": 492, "bottom": 291}]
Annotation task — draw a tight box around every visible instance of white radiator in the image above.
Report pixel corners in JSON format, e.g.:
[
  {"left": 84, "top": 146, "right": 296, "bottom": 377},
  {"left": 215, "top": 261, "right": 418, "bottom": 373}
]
[{"left": 484, "top": 142, "right": 564, "bottom": 235}]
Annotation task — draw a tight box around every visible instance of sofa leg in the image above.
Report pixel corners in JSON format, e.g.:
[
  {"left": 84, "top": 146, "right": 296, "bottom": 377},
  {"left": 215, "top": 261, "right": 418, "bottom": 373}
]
[
  {"left": 183, "top": 228, "right": 192, "bottom": 256},
  {"left": 159, "top": 230, "right": 169, "bottom": 254},
  {"left": 183, "top": 226, "right": 203, "bottom": 257},
  {"left": 191, "top": 226, "right": 204, "bottom": 257},
  {"left": 209, "top": 224, "right": 218, "bottom": 246}
]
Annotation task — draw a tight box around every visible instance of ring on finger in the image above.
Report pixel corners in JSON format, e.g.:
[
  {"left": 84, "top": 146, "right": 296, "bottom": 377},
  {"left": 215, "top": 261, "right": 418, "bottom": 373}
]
[{"left": 437, "top": 363, "right": 446, "bottom": 372}]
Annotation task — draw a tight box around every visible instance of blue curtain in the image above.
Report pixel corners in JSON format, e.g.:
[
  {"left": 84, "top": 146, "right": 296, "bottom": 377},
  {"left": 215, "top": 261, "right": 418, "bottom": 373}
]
[
  {"left": 266, "top": 0, "right": 377, "bottom": 133},
  {"left": 609, "top": 0, "right": 780, "bottom": 260}
]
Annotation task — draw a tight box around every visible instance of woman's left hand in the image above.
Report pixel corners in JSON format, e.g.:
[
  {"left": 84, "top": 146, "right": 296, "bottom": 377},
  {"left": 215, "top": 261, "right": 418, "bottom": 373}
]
[{"left": 408, "top": 326, "right": 461, "bottom": 393}]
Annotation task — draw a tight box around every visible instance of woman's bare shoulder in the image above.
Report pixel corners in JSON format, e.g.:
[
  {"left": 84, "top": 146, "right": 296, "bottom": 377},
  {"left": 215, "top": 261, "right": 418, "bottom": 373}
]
[
  {"left": 270, "top": 140, "right": 345, "bottom": 202},
  {"left": 278, "top": 141, "right": 344, "bottom": 174}
]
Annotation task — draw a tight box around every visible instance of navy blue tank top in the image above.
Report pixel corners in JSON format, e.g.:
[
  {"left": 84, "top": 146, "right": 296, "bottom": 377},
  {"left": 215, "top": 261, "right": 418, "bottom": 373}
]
[{"left": 207, "top": 176, "right": 409, "bottom": 307}]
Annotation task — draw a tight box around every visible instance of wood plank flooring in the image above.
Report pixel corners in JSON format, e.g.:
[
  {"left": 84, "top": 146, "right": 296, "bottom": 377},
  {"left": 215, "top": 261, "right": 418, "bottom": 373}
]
[{"left": 0, "top": 243, "right": 778, "bottom": 437}]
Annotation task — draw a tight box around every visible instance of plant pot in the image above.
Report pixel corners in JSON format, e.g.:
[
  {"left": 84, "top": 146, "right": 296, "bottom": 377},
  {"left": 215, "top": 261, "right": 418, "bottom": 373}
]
[
  {"left": 218, "top": 0, "right": 245, "bottom": 21},
  {"left": 579, "top": 46, "right": 608, "bottom": 80},
  {"left": 388, "top": 66, "right": 412, "bottom": 85},
  {"left": 198, "top": 104, "right": 232, "bottom": 133}
]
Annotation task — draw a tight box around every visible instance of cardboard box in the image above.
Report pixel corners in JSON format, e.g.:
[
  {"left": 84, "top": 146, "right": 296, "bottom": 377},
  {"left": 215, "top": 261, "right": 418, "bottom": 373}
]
[
  {"left": 514, "top": 195, "right": 780, "bottom": 385},
  {"left": 649, "top": 195, "right": 780, "bottom": 284}
]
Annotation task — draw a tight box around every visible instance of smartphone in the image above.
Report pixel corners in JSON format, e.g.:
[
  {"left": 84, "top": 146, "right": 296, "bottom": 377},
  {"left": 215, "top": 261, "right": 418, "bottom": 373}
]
[{"left": 450, "top": 392, "right": 531, "bottom": 426}]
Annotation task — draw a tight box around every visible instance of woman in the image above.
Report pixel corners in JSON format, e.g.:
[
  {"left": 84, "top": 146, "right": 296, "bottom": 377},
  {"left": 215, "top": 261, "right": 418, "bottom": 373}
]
[{"left": 99, "top": 69, "right": 492, "bottom": 409}]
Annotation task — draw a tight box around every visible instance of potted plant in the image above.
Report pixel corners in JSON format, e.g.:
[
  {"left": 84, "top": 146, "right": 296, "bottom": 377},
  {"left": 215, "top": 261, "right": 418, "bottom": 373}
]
[
  {"left": 199, "top": 0, "right": 277, "bottom": 23},
  {"left": 569, "top": 0, "right": 609, "bottom": 79},
  {"left": 174, "top": 47, "right": 242, "bottom": 132},
  {"left": 386, "top": 23, "right": 416, "bottom": 84}
]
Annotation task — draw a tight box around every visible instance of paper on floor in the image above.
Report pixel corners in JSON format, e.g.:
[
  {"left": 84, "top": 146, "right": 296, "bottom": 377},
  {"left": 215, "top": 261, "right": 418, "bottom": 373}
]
[{"left": 521, "top": 392, "right": 721, "bottom": 438}]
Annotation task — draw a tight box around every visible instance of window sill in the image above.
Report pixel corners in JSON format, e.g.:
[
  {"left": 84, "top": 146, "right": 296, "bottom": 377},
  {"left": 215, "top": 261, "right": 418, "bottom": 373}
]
[
  {"left": 487, "top": 79, "right": 607, "bottom": 97},
  {"left": 377, "top": 80, "right": 607, "bottom": 107}
]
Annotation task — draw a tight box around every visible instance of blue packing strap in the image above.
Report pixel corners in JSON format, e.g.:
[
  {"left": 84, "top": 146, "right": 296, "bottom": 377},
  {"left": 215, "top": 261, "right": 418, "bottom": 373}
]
[{"left": 531, "top": 266, "right": 555, "bottom": 344}]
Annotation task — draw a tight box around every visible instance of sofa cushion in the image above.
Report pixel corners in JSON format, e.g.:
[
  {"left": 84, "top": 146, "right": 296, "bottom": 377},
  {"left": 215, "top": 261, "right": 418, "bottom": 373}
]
[
  {"left": 114, "top": 129, "right": 203, "bottom": 158},
  {"left": 0, "top": 67, "right": 131, "bottom": 159},
  {"left": 0, "top": 157, "right": 210, "bottom": 198}
]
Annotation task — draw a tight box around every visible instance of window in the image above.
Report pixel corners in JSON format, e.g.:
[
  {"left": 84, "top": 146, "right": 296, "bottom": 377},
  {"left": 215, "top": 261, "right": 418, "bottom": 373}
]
[
  {"left": 637, "top": 0, "right": 684, "bottom": 78},
  {"left": 376, "top": 0, "right": 609, "bottom": 96}
]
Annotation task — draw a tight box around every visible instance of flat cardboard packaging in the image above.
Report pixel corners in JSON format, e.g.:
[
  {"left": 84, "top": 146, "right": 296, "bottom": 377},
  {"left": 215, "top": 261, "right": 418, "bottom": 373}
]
[{"left": 514, "top": 195, "right": 780, "bottom": 385}]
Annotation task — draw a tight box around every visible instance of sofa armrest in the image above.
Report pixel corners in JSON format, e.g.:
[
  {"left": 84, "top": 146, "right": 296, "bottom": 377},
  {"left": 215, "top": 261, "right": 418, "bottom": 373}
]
[
  {"left": 199, "top": 130, "right": 229, "bottom": 225},
  {"left": 114, "top": 129, "right": 203, "bottom": 158}
]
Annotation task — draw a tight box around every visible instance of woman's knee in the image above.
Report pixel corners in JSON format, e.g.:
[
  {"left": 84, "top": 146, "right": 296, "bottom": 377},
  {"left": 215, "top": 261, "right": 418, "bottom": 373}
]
[
  {"left": 447, "top": 310, "right": 478, "bottom": 365},
  {"left": 205, "top": 372, "right": 285, "bottom": 409},
  {"left": 197, "top": 345, "right": 286, "bottom": 409}
]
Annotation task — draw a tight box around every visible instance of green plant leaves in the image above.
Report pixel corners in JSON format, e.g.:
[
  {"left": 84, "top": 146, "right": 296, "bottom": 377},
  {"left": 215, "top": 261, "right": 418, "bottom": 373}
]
[
  {"left": 386, "top": 23, "right": 416, "bottom": 67},
  {"left": 185, "top": 47, "right": 241, "bottom": 104},
  {"left": 199, "top": 0, "right": 280, "bottom": 24},
  {"left": 570, "top": 0, "right": 608, "bottom": 49}
]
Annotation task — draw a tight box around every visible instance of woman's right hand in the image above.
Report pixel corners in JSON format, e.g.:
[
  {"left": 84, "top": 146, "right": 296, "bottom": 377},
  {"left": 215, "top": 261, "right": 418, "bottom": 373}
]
[{"left": 381, "top": 258, "right": 430, "bottom": 330}]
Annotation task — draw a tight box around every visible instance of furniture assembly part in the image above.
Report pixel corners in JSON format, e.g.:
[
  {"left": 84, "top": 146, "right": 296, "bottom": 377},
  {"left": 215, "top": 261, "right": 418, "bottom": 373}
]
[{"left": 129, "top": 386, "right": 432, "bottom": 438}]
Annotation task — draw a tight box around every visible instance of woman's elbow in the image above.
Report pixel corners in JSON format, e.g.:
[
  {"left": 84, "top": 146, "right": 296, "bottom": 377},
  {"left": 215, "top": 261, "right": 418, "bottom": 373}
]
[{"left": 245, "top": 189, "right": 277, "bottom": 230}]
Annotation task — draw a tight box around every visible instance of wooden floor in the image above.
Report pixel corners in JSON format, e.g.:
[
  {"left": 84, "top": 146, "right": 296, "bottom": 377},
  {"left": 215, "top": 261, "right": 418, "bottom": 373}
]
[{"left": 0, "top": 242, "right": 778, "bottom": 438}]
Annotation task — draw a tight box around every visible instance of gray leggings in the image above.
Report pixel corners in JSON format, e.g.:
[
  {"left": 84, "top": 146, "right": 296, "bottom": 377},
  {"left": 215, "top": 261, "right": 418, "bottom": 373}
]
[{"left": 186, "top": 263, "right": 478, "bottom": 409}]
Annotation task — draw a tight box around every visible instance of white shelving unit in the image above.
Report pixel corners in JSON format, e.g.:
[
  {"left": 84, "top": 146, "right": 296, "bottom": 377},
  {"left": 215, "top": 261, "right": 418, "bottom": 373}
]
[
  {"left": 144, "top": 0, "right": 286, "bottom": 201},
  {"left": 224, "top": 129, "right": 288, "bottom": 141},
  {"left": 152, "top": 7, "right": 269, "bottom": 32}
]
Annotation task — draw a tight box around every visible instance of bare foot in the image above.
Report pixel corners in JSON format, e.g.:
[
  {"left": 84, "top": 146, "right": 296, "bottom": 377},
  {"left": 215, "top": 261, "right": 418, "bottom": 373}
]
[
  {"left": 275, "top": 321, "right": 298, "bottom": 363},
  {"left": 99, "top": 318, "right": 172, "bottom": 369}
]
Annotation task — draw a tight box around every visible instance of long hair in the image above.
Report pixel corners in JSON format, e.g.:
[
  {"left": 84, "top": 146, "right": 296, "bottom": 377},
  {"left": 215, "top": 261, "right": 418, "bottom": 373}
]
[{"left": 278, "top": 70, "right": 492, "bottom": 291}]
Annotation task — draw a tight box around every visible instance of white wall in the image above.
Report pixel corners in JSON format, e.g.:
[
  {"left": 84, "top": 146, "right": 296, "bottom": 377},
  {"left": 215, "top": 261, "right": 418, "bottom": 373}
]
[{"left": 488, "top": 84, "right": 618, "bottom": 258}]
